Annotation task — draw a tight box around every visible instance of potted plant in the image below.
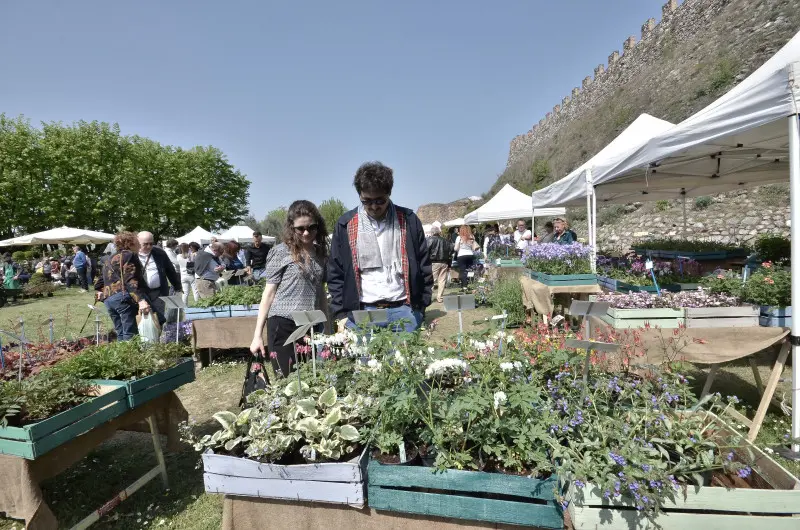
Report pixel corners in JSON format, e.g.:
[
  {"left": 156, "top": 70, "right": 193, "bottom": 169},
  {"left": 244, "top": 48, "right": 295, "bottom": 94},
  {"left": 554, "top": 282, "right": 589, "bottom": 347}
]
[{"left": 522, "top": 243, "right": 596, "bottom": 286}]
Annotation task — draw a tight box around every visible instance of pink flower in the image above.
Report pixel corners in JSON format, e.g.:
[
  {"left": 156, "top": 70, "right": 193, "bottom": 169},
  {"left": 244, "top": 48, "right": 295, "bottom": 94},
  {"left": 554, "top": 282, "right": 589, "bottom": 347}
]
[
  {"left": 763, "top": 261, "right": 773, "bottom": 268},
  {"left": 269, "top": 351, "right": 278, "bottom": 360}
]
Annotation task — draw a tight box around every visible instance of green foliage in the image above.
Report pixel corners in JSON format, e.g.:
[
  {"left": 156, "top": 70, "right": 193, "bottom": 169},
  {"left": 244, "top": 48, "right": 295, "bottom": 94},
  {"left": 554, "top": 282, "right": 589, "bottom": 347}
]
[
  {"left": 261, "top": 207, "right": 287, "bottom": 238},
  {"left": 487, "top": 278, "right": 526, "bottom": 326},
  {"left": 53, "top": 339, "right": 190, "bottom": 380},
  {"left": 754, "top": 234, "right": 791, "bottom": 264},
  {"left": 193, "top": 285, "right": 265, "bottom": 307},
  {"left": 318, "top": 198, "right": 348, "bottom": 234},
  {"left": 597, "top": 204, "right": 626, "bottom": 227},
  {"left": 567, "top": 207, "right": 587, "bottom": 222},
  {"left": 757, "top": 184, "right": 789, "bottom": 207},
  {"left": 1, "top": 370, "right": 94, "bottom": 426},
  {"left": 654, "top": 200, "right": 671, "bottom": 212},
  {"left": 700, "top": 270, "right": 743, "bottom": 296},
  {"left": 633, "top": 238, "right": 747, "bottom": 253},
  {"left": 694, "top": 196, "right": 713, "bottom": 209},
  {"left": 23, "top": 273, "right": 58, "bottom": 296},
  {"left": 740, "top": 265, "right": 790, "bottom": 307},
  {"left": 0, "top": 114, "right": 250, "bottom": 240},
  {"left": 708, "top": 58, "right": 738, "bottom": 92}
]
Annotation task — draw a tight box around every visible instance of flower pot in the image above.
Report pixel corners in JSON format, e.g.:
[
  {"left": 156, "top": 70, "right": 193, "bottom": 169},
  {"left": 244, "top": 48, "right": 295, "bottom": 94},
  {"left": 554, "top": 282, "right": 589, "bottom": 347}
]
[
  {"left": 371, "top": 443, "right": 420, "bottom": 466},
  {"left": 419, "top": 446, "right": 437, "bottom": 467}
]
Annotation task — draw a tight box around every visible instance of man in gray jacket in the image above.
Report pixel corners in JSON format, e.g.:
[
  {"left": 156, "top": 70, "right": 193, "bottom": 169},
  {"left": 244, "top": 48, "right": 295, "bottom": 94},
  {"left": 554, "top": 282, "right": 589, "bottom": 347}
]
[
  {"left": 426, "top": 225, "right": 454, "bottom": 303},
  {"left": 193, "top": 242, "right": 225, "bottom": 299}
]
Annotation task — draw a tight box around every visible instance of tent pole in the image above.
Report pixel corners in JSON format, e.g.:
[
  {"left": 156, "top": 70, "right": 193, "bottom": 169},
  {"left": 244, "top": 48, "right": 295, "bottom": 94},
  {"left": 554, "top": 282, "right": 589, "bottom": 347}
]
[
  {"left": 682, "top": 189, "right": 687, "bottom": 237},
  {"left": 585, "top": 170, "right": 595, "bottom": 272},
  {"left": 788, "top": 114, "right": 800, "bottom": 456},
  {"left": 591, "top": 185, "right": 598, "bottom": 266}
]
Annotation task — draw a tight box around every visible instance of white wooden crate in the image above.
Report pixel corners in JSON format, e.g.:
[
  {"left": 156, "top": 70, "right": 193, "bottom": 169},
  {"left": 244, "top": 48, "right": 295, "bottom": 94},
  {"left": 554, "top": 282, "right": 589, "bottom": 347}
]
[
  {"left": 202, "top": 448, "right": 367, "bottom": 508},
  {"left": 685, "top": 305, "right": 760, "bottom": 328}
]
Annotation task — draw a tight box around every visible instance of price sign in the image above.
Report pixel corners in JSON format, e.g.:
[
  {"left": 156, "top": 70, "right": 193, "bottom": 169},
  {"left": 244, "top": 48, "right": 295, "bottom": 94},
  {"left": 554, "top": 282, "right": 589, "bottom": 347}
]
[
  {"left": 645, "top": 259, "right": 654, "bottom": 270},
  {"left": 467, "top": 271, "right": 475, "bottom": 278}
]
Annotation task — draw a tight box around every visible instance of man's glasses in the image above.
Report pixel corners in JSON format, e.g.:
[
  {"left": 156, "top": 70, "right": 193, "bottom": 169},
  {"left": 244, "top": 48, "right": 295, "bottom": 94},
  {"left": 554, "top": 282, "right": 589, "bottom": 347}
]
[
  {"left": 293, "top": 224, "right": 319, "bottom": 234},
  {"left": 360, "top": 197, "right": 388, "bottom": 207}
]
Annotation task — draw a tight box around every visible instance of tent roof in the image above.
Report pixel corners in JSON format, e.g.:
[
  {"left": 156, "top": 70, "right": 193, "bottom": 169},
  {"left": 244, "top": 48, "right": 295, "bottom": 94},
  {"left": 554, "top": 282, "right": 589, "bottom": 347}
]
[
  {"left": 531, "top": 114, "right": 675, "bottom": 208},
  {"left": 217, "top": 225, "right": 276, "bottom": 244},
  {"left": 590, "top": 30, "right": 800, "bottom": 204},
  {"left": 464, "top": 184, "right": 565, "bottom": 224},
  {"left": 443, "top": 218, "right": 465, "bottom": 227},
  {"left": 176, "top": 226, "right": 217, "bottom": 244},
  {"left": 0, "top": 226, "right": 115, "bottom": 246}
]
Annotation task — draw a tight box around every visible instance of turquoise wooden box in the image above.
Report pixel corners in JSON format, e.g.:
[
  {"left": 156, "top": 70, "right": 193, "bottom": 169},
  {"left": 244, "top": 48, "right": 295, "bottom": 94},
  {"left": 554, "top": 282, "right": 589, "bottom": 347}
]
[
  {"left": 229, "top": 304, "right": 260, "bottom": 317},
  {"left": 123, "top": 357, "right": 195, "bottom": 408},
  {"left": 367, "top": 459, "right": 562, "bottom": 528},
  {"left": 185, "top": 306, "right": 232, "bottom": 321},
  {"left": 0, "top": 380, "right": 128, "bottom": 460},
  {"left": 597, "top": 276, "right": 680, "bottom": 293},
  {"left": 632, "top": 248, "right": 748, "bottom": 261},
  {"left": 526, "top": 270, "right": 597, "bottom": 287},
  {"left": 760, "top": 305, "right": 792, "bottom": 327}
]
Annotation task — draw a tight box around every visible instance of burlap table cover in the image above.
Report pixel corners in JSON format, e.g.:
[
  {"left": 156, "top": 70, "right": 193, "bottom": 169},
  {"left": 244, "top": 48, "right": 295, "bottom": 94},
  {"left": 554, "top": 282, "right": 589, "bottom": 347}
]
[
  {"left": 520, "top": 276, "right": 602, "bottom": 317},
  {"left": 222, "top": 496, "right": 546, "bottom": 530},
  {"left": 588, "top": 315, "right": 789, "bottom": 365},
  {"left": 0, "top": 392, "right": 188, "bottom": 530},
  {"left": 192, "top": 317, "right": 262, "bottom": 350}
]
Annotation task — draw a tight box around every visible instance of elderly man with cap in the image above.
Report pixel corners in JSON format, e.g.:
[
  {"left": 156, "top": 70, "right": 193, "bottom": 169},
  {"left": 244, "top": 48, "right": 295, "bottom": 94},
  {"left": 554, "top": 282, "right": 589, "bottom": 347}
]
[
  {"left": 552, "top": 217, "right": 576, "bottom": 245},
  {"left": 137, "top": 231, "right": 182, "bottom": 324}
]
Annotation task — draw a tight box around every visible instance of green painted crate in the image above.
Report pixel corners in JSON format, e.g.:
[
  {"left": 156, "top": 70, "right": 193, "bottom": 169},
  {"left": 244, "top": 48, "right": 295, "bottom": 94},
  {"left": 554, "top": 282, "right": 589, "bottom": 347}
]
[
  {"left": 124, "top": 357, "right": 195, "bottom": 408},
  {"left": 526, "top": 270, "right": 598, "bottom": 287},
  {"left": 0, "top": 380, "right": 128, "bottom": 460},
  {"left": 367, "top": 459, "right": 562, "bottom": 528},
  {"left": 599, "top": 307, "right": 685, "bottom": 329}
]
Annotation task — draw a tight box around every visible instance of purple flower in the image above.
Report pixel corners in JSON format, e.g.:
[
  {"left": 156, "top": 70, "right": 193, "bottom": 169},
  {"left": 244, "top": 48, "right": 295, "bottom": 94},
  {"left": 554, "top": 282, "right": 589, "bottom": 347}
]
[
  {"left": 609, "top": 452, "right": 626, "bottom": 466},
  {"left": 726, "top": 451, "right": 734, "bottom": 461},
  {"left": 738, "top": 466, "right": 752, "bottom": 479},
  {"left": 574, "top": 480, "right": 585, "bottom": 488}
]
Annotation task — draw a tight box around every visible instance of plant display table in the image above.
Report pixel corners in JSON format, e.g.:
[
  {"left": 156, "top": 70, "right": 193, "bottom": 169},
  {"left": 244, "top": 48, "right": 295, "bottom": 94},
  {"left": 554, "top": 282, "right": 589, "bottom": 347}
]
[
  {"left": 566, "top": 413, "right": 800, "bottom": 529},
  {"left": 367, "top": 460, "right": 561, "bottom": 528},
  {"left": 599, "top": 307, "right": 685, "bottom": 329},
  {"left": 632, "top": 248, "right": 748, "bottom": 261},
  {"left": 685, "top": 305, "right": 760, "bottom": 328},
  {"left": 760, "top": 305, "right": 792, "bottom": 327},
  {"left": 203, "top": 448, "right": 368, "bottom": 507},
  {"left": 221, "top": 496, "right": 552, "bottom": 530},
  {"left": 520, "top": 276, "right": 602, "bottom": 318},
  {"left": 185, "top": 304, "right": 259, "bottom": 321},
  {"left": 191, "top": 317, "right": 263, "bottom": 366},
  {"left": 526, "top": 270, "right": 597, "bottom": 287},
  {"left": 0, "top": 392, "right": 187, "bottom": 530},
  {"left": 597, "top": 276, "right": 681, "bottom": 293}
]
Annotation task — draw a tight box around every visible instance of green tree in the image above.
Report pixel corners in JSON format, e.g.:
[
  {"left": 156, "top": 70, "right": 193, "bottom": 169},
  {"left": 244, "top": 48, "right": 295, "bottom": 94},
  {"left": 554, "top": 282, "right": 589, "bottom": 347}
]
[
  {"left": 262, "top": 207, "right": 287, "bottom": 238},
  {"left": 318, "top": 197, "right": 348, "bottom": 233}
]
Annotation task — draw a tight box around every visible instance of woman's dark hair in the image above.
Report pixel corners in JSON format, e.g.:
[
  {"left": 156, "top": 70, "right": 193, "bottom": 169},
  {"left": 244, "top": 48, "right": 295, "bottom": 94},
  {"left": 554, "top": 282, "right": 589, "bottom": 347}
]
[
  {"left": 282, "top": 200, "right": 328, "bottom": 271},
  {"left": 225, "top": 241, "right": 240, "bottom": 257},
  {"left": 189, "top": 242, "right": 201, "bottom": 252},
  {"left": 179, "top": 243, "right": 190, "bottom": 257},
  {"left": 114, "top": 231, "right": 139, "bottom": 252},
  {"left": 353, "top": 161, "right": 393, "bottom": 195},
  {"left": 166, "top": 239, "right": 179, "bottom": 249}
]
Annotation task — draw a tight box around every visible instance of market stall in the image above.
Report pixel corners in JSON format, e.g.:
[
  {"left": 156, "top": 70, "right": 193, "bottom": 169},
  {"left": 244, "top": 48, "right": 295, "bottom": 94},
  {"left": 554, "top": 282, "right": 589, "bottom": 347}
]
[
  {"left": 176, "top": 226, "right": 218, "bottom": 245},
  {"left": 0, "top": 226, "right": 115, "bottom": 247},
  {"left": 463, "top": 183, "right": 565, "bottom": 225}
]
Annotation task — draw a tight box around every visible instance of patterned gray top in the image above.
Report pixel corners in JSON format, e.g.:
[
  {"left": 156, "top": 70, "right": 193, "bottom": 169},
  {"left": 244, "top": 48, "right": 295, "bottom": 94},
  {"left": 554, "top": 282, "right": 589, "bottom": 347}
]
[{"left": 264, "top": 243, "right": 325, "bottom": 319}]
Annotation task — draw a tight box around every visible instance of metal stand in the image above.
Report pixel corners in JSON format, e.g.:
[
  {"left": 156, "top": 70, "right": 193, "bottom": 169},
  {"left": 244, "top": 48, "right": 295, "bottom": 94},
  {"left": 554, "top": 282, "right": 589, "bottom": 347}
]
[
  {"left": 351, "top": 309, "right": 390, "bottom": 338},
  {"left": 69, "top": 414, "right": 169, "bottom": 530},
  {"left": 443, "top": 295, "right": 476, "bottom": 346},
  {"left": 163, "top": 295, "right": 188, "bottom": 346}
]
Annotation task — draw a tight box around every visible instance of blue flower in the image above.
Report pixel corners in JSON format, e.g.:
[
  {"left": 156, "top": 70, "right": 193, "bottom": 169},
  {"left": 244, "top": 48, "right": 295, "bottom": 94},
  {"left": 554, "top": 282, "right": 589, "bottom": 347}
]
[
  {"left": 738, "top": 466, "right": 752, "bottom": 479},
  {"left": 641, "top": 464, "right": 651, "bottom": 472},
  {"left": 609, "top": 452, "right": 627, "bottom": 466},
  {"left": 726, "top": 451, "right": 734, "bottom": 461},
  {"left": 574, "top": 480, "right": 585, "bottom": 488}
]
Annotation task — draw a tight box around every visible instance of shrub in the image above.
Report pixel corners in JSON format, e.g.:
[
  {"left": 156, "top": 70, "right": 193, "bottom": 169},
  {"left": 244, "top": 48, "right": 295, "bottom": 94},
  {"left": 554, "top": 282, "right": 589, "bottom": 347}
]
[
  {"left": 700, "top": 270, "right": 742, "bottom": 297},
  {"left": 597, "top": 204, "right": 626, "bottom": 227},
  {"left": 709, "top": 58, "right": 738, "bottom": 93},
  {"left": 487, "top": 278, "right": 526, "bottom": 326},
  {"left": 740, "top": 264, "right": 790, "bottom": 307},
  {"left": 11, "top": 251, "right": 26, "bottom": 262},
  {"left": 654, "top": 200, "right": 671, "bottom": 212},
  {"left": 757, "top": 184, "right": 788, "bottom": 206},
  {"left": 754, "top": 234, "right": 791, "bottom": 264},
  {"left": 694, "top": 196, "right": 712, "bottom": 209}
]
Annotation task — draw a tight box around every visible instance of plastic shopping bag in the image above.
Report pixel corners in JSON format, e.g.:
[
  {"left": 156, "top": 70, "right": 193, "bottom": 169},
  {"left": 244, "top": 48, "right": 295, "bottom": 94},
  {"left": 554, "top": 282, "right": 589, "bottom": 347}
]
[{"left": 137, "top": 312, "right": 162, "bottom": 343}]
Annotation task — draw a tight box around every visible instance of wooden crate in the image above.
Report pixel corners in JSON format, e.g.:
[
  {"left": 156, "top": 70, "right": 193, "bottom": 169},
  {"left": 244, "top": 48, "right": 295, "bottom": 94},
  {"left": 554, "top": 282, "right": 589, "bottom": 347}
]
[
  {"left": 760, "top": 305, "right": 792, "bottom": 327},
  {"left": 599, "top": 307, "right": 685, "bottom": 329},
  {"left": 124, "top": 357, "right": 195, "bottom": 408},
  {"left": 203, "top": 447, "right": 367, "bottom": 507},
  {"left": 597, "top": 276, "right": 679, "bottom": 293},
  {"left": 229, "top": 304, "right": 260, "bottom": 317},
  {"left": 685, "top": 306, "right": 759, "bottom": 328},
  {"left": 367, "top": 459, "right": 562, "bottom": 528},
  {"left": 567, "top": 413, "right": 800, "bottom": 529},
  {"left": 185, "top": 306, "right": 232, "bottom": 321},
  {"left": 526, "top": 271, "right": 597, "bottom": 287},
  {"left": 0, "top": 381, "right": 128, "bottom": 460},
  {"left": 632, "top": 248, "right": 748, "bottom": 260}
]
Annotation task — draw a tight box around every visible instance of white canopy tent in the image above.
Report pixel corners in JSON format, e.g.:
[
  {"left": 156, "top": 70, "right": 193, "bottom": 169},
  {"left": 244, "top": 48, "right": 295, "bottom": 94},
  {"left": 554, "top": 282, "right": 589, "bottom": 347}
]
[
  {"left": 0, "top": 226, "right": 115, "bottom": 247},
  {"left": 217, "top": 225, "right": 276, "bottom": 244},
  {"left": 464, "top": 184, "right": 565, "bottom": 224},
  {"left": 443, "top": 218, "right": 465, "bottom": 227},
  {"left": 176, "top": 226, "right": 217, "bottom": 245},
  {"left": 586, "top": 30, "right": 800, "bottom": 454},
  {"left": 530, "top": 114, "right": 675, "bottom": 270}
]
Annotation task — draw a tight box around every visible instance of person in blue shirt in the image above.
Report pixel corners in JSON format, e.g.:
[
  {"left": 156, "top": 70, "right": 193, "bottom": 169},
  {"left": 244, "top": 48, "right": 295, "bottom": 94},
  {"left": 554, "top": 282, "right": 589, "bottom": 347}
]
[
  {"left": 72, "top": 245, "right": 89, "bottom": 291},
  {"left": 552, "top": 217, "right": 576, "bottom": 245}
]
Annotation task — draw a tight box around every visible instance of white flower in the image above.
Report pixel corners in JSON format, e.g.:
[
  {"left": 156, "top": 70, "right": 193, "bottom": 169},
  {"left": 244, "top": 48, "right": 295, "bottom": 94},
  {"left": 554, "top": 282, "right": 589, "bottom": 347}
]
[
  {"left": 394, "top": 350, "right": 406, "bottom": 364},
  {"left": 507, "top": 335, "right": 515, "bottom": 343},
  {"left": 764, "top": 447, "right": 775, "bottom": 454},
  {"left": 424, "top": 358, "right": 468, "bottom": 378},
  {"left": 367, "top": 359, "right": 382, "bottom": 372},
  {"left": 493, "top": 391, "right": 507, "bottom": 410},
  {"left": 499, "top": 361, "right": 522, "bottom": 372},
  {"left": 427, "top": 347, "right": 435, "bottom": 354}
]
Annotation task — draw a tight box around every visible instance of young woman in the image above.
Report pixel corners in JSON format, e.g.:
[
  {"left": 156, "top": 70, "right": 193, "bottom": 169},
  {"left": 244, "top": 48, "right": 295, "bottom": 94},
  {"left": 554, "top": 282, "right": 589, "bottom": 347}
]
[
  {"left": 222, "top": 241, "right": 245, "bottom": 285},
  {"left": 250, "top": 200, "right": 328, "bottom": 378},
  {"left": 453, "top": 225, "right": 480, "bottom": 289}
]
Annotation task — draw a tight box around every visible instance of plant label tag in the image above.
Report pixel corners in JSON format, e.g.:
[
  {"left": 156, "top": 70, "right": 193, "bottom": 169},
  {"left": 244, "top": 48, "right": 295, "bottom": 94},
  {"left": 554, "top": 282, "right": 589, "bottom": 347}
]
[
  {"left": 478, "top": 277, "right": 486, "bottom": 283},
  {"left": 467, "top": 271, "right": 475, "bottom": 278},
  {"left": 398, "top": 443, "right": 407, "bottom": 463},
  {"left": 645, "top": 259, "right": 654, "bottom": 270}
]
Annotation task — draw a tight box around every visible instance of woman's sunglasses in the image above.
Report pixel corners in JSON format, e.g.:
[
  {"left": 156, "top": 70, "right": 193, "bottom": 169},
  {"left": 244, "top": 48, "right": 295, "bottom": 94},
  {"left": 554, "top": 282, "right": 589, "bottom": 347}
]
[
  {"left": 293, "top": 224, "right": 319, "bottom": 234},
  {"left": 360, "top": 197, "right": 388, "bottom": 207}
]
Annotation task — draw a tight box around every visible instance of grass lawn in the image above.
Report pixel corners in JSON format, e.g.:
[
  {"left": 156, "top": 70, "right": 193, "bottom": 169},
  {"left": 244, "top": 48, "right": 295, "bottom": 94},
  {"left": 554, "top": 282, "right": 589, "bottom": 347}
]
[{"left": 0, "top": 289, "right": 798, "bottom": 528}]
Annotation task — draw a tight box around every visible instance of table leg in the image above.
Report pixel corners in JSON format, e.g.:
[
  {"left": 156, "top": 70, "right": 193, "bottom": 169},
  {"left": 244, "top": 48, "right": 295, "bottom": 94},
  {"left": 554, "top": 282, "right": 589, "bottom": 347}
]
[
  {"left": 700, "top": 365, "right": 719, "bottom": 399},
  {"left": 748, "top": 341, "right": 790, "bottom": 442},
  {"left": 147, "top": 415, "right": 169, "bottom": 489},
  {"left": 749, "top": 357, "right": 765, "bottom": 396}
]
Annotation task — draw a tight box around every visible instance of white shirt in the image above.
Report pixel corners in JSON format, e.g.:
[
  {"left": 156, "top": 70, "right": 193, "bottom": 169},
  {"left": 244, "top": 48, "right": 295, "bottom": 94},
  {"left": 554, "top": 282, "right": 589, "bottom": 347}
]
[
  {"left": 514, "top": 229, "right": 532, "bottom": 251},
  {"left": 360, "top": 216, "right": 406, "bottom": 304},
  {"left": 177, "top": 255, "right": 193, "bottom": 278},
  {"left": 454, "top": 236, "right": 476, "bottom": 258},
  {"left": 165, "top": 248, "right": 179, "bottom": 270},
  {"left": 138, "top": 252, "right": 161, "bottom": 289}
]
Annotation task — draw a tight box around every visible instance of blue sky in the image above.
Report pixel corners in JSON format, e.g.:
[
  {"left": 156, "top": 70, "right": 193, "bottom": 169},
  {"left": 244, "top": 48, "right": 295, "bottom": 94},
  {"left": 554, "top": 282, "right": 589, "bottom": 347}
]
[{"left": 1, "top": 0, "right": 666, "bottom": 219}]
